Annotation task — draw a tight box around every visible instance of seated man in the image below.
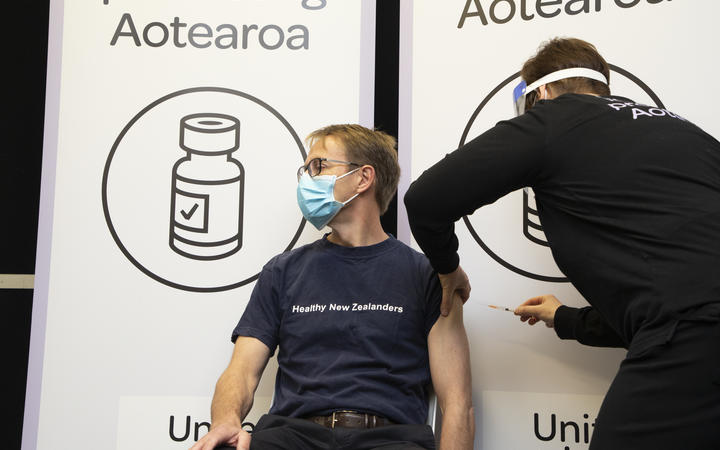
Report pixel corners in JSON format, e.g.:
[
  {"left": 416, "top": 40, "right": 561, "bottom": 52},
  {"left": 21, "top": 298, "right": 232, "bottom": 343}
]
[{"left": 191, "top": 124, "right": 474, "bottom": 450}]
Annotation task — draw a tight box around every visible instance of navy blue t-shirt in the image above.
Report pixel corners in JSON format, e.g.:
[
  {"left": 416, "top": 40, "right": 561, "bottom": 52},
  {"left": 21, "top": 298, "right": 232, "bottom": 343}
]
[{"left": 232, "top": 234, "right": 442, "bottom": 425}]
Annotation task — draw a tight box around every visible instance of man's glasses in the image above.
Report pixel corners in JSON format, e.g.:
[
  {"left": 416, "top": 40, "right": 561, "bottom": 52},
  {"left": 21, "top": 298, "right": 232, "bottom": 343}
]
[{"left": 297, "top": 157, "right": 360, "bottom": 180}]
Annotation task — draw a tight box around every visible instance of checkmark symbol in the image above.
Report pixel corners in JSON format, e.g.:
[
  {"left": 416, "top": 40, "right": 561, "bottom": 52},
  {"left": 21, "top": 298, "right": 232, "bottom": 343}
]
[{"left": 181, "top": 203, "right": 200, "bottom": 220}]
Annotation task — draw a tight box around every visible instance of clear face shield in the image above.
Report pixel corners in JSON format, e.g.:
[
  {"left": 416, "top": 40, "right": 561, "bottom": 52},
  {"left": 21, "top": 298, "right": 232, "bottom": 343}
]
[{"left": 512, "top": 67, "right": 609, "bottom": 116}]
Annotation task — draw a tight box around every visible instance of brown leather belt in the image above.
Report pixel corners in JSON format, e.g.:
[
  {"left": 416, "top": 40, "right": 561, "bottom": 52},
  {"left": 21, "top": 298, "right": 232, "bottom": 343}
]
[{"left": 304, "top": 410, "right": 394, "bottom": 429}]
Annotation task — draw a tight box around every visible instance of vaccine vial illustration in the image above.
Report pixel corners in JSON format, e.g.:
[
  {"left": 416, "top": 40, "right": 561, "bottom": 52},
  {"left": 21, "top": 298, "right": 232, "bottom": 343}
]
[
  {"left": 523, "top": 187, "right": 549, "bottom": 247},
  {"left": 170, "top": 113, "right": 244, "bottom": 260}
]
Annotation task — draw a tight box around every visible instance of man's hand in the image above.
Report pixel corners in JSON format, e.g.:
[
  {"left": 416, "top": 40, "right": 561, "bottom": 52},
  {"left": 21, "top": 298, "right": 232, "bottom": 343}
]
[
  {"left": 438, "top": 265, "right": 471, "bottom": 316},
  {"left": 514, "top": 295, "right": 562, "bottom": 328},
  {"left": 189, "top": 423, "right": 250, "bottom": 450}
]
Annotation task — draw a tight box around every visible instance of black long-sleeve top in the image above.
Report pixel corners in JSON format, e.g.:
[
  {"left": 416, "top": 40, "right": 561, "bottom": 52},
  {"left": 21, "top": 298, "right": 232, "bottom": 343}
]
[{"left": 405, "top": 94, "right": 720, "bottom": 350}]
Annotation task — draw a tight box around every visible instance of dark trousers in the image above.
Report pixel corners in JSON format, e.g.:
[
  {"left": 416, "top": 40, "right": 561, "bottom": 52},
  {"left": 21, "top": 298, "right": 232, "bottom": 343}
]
[
  {"left": 591, "top": 319, "right": 720, "bottom": 450},
  {"left": 244, "top": 414, "right": 436, "bottom": 450}
]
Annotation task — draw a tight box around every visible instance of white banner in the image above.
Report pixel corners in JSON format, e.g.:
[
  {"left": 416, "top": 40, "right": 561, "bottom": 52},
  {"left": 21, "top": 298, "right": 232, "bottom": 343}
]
[
  {"left": 399, "top": 1, "right": 719, "bottom": 448},
  {"left": 479, "top": 391, "right": 604, "bottom": 450},
  {"left": 26, "top": 1, "right": 375, "bottom": 448},
  {"left": 116, "top": 395, "right": 271, "bottom": 449}
]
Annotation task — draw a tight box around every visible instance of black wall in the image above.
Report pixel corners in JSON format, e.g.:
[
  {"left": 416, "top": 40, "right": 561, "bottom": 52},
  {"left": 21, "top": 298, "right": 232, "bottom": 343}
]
[
  {"left": 376, "top": 0, "right": 400, "bottom": 235},
  {"left": 2, "top": 1, "right": 50, "bottom": 449}
]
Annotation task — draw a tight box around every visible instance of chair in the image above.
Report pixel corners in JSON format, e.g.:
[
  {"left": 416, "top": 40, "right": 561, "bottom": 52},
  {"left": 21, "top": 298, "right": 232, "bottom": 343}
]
[{"left": 426, "top": 385, "right": 441, "bottom": 443}]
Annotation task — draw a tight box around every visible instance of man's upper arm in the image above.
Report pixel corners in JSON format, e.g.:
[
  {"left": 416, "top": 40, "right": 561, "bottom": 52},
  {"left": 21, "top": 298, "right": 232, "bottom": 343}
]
[{"left": 427, "top": 296, "right": 472, "bottom": 408}]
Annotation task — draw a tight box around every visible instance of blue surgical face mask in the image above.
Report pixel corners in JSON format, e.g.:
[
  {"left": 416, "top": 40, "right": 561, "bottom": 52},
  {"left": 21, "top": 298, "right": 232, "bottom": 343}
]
[{"left": 296, "top": 169, "right": 359, "bottom": 230}]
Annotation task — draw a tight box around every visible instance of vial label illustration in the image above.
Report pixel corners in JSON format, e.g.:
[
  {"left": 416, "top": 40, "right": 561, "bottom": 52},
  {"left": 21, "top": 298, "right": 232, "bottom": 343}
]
[
  {"left": 523, "top": 187, "right": 548, "bottom": 247},
  {"left": 170, "top": 113, "right": 244, "bottom": 260},
  {"left": 173, "top": 190, "right": 209, "bottom": 232}
]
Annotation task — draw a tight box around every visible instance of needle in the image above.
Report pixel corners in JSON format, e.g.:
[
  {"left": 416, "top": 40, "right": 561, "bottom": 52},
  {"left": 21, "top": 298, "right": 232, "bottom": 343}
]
[{"left": 482, "top": 303, "right": 515, "bottom": 313}]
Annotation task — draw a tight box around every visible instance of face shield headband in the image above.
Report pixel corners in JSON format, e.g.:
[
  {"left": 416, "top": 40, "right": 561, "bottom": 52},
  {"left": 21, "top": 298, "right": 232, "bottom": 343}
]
[{"left": 512, "top": 67, "right": 609, "bottom": 116}]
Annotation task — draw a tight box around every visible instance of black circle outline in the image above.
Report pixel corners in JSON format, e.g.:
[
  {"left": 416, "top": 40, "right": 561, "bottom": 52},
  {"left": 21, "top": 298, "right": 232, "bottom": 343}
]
[
  {"left": 458, "top": 64, "right": 663, "bottom": 283},
  {"left": 102, "top": 86, "right": 307, "bottom": 292}
]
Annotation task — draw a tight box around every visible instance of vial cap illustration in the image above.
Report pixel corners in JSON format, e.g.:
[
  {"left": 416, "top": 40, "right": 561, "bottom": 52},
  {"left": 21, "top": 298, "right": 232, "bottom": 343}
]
[{"left": 181, "top": 113, "right": 240, "bottom": 155}]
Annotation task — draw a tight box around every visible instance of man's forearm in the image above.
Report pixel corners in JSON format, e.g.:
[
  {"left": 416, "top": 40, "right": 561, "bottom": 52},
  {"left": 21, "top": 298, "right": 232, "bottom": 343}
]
[
  {"left": 438, "top": 404, "right": 475, "bottom": 450},
  {"left": 191, "top": 338, "right": 270, "bottom": 449},
  {"left": 209, "top": 369, "right": 255, "bottom": 429},
  {"left": 208, "top": 338, "right": 270, "bottom": 430},
  {"left": 428, "top": 296, "right": 475, "bottom": 449}
]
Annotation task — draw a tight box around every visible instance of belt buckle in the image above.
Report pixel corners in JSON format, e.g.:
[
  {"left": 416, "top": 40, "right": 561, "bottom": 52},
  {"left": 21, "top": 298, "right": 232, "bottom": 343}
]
[{"left": 331, "top": 410, "right": 359, "bottom": 429}]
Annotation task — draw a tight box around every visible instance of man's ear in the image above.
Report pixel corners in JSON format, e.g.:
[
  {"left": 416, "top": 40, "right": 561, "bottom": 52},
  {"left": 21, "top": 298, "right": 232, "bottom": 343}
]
[
  {"left": 356, "top": 165, "right": 375, "bottom": 194},
  {"left": 538, "top": 84, "right": 547, "bottom": 101}
]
